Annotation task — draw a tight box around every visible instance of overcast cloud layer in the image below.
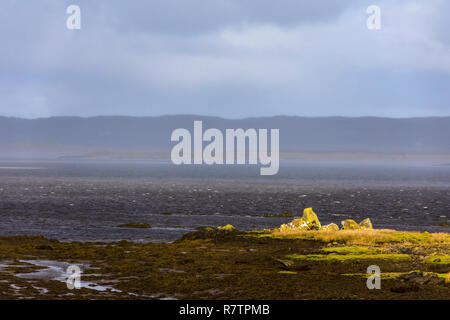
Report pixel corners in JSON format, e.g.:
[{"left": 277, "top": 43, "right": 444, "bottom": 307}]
[{"left": 1, "top": 0, "right": 449, "bottom": 118}]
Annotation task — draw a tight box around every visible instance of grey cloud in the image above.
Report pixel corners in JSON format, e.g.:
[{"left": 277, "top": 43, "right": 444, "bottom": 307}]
[
  {"left": 89, "top": 0, "right": 355, "bottom": 35},
  {"left": 0, "top": 0, "right": 449, "bottom": 118}
]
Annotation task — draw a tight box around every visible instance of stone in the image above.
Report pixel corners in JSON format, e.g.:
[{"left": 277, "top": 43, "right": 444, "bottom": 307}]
[
  {"left": 359, "top": 218, "right": 373, "bottom": 230},
  {"left": 320, "top": 223, "right": 340, "bottom": 231},
  {"left": 279, "top": 207, "right": 321, "bottom": 231},
  {"left": 275, "top": 259, "right": 294, "bottom": 269},
  {"left": 302, "top": 208, "right": 321, "bottom": 230},
  {"left": 279, "top": 218, "right": 306, "bottom": 232},
  {"left": 341, "top": 219, "right": 360, "bottom": 230},
  {"left": 217, "top": 224, "right": 235, "bottom": 231}
]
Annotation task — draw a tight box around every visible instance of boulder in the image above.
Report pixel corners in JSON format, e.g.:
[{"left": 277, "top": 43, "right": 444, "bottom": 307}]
[
  {"left": 340, "top": 218, "right": 373, "bottom": 230},
  {"left": 359, "top": 218, "right": 373, "bottom": 230},
  {"left": 217, "top": 224, "right": 235, "bottom": 231},
  {"left": 302, "top": 208, "right": 321, "bottom": 230},
  {"left": 275, "top": 259, "right": 294, "bottom": 269},
  {"left": 341, "top": 219, "right": 360, "bottom": 230},
  {"left": 279, "top": 207, "right": 321, "bottom": 231},
  {"left": 278, "top": 218, "right": 305, "bottom": 232},
  {"left": 320, "top": 223, "right": 340, "bottom": 231}
]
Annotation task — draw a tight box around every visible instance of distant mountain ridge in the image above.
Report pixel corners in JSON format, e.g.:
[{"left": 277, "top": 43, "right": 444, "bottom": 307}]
[{"left": 1, "top": 115, "right": 450, "bottom": 158}]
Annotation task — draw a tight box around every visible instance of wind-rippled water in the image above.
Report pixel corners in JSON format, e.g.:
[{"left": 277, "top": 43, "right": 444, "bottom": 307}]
[{"left": 0, "top": 160, "right": 449, "bottom": 242}]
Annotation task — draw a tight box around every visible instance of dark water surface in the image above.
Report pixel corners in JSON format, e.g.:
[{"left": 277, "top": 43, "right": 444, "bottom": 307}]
[{"left": 0, "top": 160, "right": 449, "bottom": 242}]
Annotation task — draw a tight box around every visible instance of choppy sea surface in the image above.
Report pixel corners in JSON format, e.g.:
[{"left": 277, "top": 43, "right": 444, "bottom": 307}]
[{"left": 0, "top": 160, "right": 449, "bottom": 242}]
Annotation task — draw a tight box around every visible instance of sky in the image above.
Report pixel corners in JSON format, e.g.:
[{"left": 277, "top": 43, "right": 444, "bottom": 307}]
[{"left": 1, "top": 0, "right": 450, "bottom": 119}]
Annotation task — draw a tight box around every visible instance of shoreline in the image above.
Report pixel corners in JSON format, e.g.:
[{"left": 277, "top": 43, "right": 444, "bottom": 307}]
[{"left": 0, "top": 227, "right": 448, "bottom": 300}]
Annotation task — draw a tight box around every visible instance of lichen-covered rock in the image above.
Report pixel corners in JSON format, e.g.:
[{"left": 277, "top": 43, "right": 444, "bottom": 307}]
[
  {"left": 217, "top": 224, "right": 235, "bottom": 231},
  {"left": 359, "top": 218, "right": 373, "bottom": 230},
  {"left": 341, "top": 219, "right": 360, "bottom": 230},
  {"left": 278, "top": 218, "right": 305, "bottom": 232},
  {"left": 277, "top": 209, "right": 375, "bottom": 232},
  {"left": 302, "top": 208, "right": 321, "bottom": 230},
  {"left": 278, "top": 207, "right": 321, "bottom": 231},
  {"left": 320, "top": 223, "right": 339, "bottom": 231},
  {"left": 340, "top": 218, "right": 373, "bottom": 230}
]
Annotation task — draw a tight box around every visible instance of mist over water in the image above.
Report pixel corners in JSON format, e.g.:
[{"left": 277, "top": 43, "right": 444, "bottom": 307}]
[{"left": 0, "top": 160, "right": 449, "bottom": 242}]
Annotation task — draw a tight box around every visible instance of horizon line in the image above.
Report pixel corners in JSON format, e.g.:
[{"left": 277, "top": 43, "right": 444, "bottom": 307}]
[{"left": 2, "top": 114, "right": 450, "bottom": 121}]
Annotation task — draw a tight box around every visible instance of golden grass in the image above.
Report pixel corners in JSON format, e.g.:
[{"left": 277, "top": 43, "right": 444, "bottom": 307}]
[{"left": 266, "top": 229, "right": 450, "bottom": 245}]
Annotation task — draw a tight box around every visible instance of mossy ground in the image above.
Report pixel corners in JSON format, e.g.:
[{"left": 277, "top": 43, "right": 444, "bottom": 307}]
[
  {"left": 286, "top": 253, "right": 411, "bottom": 262},
  {"left": 0, "top": 229, "right": 448, "bottom": 300}
]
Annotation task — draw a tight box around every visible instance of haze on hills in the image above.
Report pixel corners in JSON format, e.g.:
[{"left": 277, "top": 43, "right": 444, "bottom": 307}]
[{"left": 1, "top": 115, "right": 450, "bottom": 164}]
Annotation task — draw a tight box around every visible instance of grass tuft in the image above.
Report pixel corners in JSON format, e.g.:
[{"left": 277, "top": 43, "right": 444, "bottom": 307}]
[{"left": 260, "top": 229, "right": 450, "bottom": 245}]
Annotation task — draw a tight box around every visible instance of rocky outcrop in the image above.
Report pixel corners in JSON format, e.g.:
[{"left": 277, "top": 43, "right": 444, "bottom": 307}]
[
  {"left": 217, "top": 224, "right": 236, "bottom": 231},
  {"left": 320, "top": 223, "right": 340, "bottom": 231},
  {"left": 341, "top": 219, "right": 360, "bottom": 230},
  {"left": 359, "top": 218, "right": 373, "bottom": 230},
  {"left": 341, "top": 218, "right": 373, "bottom": 230},
  {"left": 278, "top": 208, "right": 373, "bottom": 232},
  {"left": 279, "top": 208, "right": 321, "bottom": 232}
]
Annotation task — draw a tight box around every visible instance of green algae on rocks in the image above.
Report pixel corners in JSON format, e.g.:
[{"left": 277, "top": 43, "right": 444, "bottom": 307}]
[
  {"left": 286, "top": 253, "right": 411, "bottom": 262},
  {"left": 424, "top": 255, "right": 450, "bottom": 264}
]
